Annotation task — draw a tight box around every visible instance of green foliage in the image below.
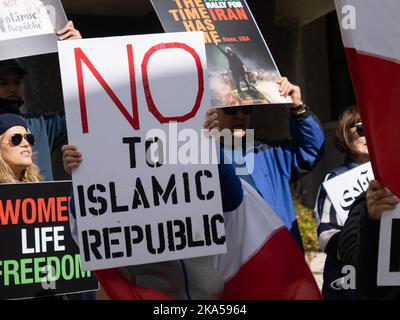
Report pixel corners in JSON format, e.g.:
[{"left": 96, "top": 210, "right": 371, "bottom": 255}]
[{"left": 294, "top": 200, "right": 320, "bottom": 252}]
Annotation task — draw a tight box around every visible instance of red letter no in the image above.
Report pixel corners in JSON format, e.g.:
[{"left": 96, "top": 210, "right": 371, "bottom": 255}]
[
  {"left": 74, "top": 42, "right": 204, "bottom": 133},
  {"left": 75, "top": 45, "right": 139, "bottom": 133}
]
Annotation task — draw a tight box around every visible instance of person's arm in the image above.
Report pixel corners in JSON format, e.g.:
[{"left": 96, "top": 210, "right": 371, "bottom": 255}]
[
  {"left": 218, "top": 155, "right": 243, "bottom": 212},
  {"left": 314, "top": 173, "right": 342, "bottom": 256},
  {"left": 281, "top": 79, "right": 325, "bottom": 180},
  {"left": 287, "top": 113, "right": 325, "bottom": 181},
  {"left": 286, "top": 113, "right": 325, "bottom": 181},
  {"left": 270, "top": 78, "right": 325, "bottom": 181},
  {"left": 338, "top": 193, "right": 386, "bottom": 299},
  {"left": 62, "top": 144, "right": 82, "bottom": 175},
  {"left": 204, "top": 108, "right": 243, "bottom": 212},
  {"left": 357, "top": 180, "right": 399, "bottom": 299}
]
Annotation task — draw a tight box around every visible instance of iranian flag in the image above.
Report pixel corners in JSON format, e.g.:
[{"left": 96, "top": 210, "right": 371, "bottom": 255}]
[
  {"left": 215, "top": 180, "right": 322, "bottom": 300},
  {"left": 335, "top": 0, "right": 400, "bottom": 197}
]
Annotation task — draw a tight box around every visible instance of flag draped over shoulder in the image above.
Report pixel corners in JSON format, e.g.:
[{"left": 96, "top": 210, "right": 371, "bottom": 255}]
[
  {"left": 215, "top": 180, "right": 321, "bottom": 300},
  {"left": 335, "top": 0, "right": 400, "bottom": 197}
]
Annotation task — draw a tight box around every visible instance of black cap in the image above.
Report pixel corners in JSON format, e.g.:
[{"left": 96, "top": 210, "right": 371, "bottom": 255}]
[
  {"left": 0, "top": 113, "right": 27, "bottom": 135},
  {"left": 0, "top": 59, "right": 27, "bottom": 76}
]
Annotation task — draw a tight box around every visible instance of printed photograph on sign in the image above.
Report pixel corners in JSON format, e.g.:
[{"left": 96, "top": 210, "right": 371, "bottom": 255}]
[
  {"left": 0, "top": 182, "right": 98, "bottom": 300},
  {"left": 151, "top": 0, "right": 291, "bottom": 108},
  {"left": 57, "top": 32, "right": 226, "bottom": 271},
  {"left": 0, "top": 0, "right": 67, "bottom": 59},
  {"left": 323, "top": 162, "right": 374, "bottom": 225}
]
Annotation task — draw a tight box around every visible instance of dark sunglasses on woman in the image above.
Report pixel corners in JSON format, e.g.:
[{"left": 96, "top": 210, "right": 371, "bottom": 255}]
[
  {"left": 9, "top": 133, "right": 35, "bottom": 147},
  {"left": 354, "top": 122, "right": 364, "bottom": 137},
  {"left": 222, "top": 106, "right": 254, "bottom": 115}
]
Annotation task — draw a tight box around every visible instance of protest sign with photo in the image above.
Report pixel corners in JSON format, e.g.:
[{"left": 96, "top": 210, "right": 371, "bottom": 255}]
[
  {"left": 0, "top": 0, "right": 67, "bottom": 60},
  {"left": 58, "top": 31, "right": 226, "bottom": 271},
  {"left": 378, "top": 204, "right": 400, "bottom": 286},
  {"left": 0, "top": 181, "right": 98, "bottom": 300},
  {"left": 323, "top": 162, "right": 374, "bottom": 225},
  {"left": 151, "top": 0, "right": 291, "bottom": 108}
]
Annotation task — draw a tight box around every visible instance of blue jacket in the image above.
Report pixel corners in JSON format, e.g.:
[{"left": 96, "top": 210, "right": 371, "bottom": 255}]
[
  {"left": 226, "top": 112, "right": 325, "bottom": 251},
  {"left": 24, "top": 113, "right": 67, "bottom": 181}
]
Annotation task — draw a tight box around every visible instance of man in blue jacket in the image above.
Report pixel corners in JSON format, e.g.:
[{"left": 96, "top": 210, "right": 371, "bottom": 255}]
[
  {"left": 0, "top": 21, "right": 81, "bottom": 181},
  {"left": 217, "top": 77, "right": 325, "bottom": 251}
]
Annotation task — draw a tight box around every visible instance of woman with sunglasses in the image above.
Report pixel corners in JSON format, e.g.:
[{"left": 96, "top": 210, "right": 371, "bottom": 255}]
[
  {"left": 0, "top": 113, "right": 41, "bottom": 183},
  {"left": 313, "top": 105, "right": 368, "bottom": 299}
]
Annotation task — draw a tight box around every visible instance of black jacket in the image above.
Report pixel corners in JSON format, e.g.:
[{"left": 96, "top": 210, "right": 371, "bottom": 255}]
[{"left": 338, "top": 193, "right": 400, "bottom": 299}]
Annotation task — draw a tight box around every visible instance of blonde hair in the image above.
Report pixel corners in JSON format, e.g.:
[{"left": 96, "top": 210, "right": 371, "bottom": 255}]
[
  {"left": 0, "top": 133, "right": 42, "bottom": 183},
  {"left": 333, "top": 105, "right": 362, "bottom": 158}
]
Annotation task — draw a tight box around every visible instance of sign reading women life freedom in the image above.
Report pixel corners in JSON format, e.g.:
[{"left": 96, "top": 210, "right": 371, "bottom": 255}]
[
  {"left": 0, "top": 182, "right": 98, "bottom": 300},
  {"left": 57, "top": 32, "right": 226, "bottom": 271},
  {"left": 151, "top": 0, "right": 292, "bottom": 108},
  {"left": 0, "top": 0, "right": 67, "bottom": 60}
]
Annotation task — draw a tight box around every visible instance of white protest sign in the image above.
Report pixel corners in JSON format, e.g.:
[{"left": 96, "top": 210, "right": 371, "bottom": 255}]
[
  {"left": 378, "top": 204, "right": 400, "bottom": 286},
  {"left": 0, "top": 0, "right": 67, "bottom": 59},
  {"left": 58, "top": 32, "right": 226, "bottom": 271},
  {"left": 323, "top": 162, "right": 374, "bottom": 224}
]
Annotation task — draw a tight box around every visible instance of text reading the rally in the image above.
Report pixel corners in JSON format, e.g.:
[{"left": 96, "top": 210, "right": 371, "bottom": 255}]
[{"left": 167, "top": 0, "right": 249, "bottom": 45}]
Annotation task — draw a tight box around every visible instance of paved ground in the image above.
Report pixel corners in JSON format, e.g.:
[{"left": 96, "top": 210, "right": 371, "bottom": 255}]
[{"left": 306, "top": 251, "right": 326, "bottom": 291}]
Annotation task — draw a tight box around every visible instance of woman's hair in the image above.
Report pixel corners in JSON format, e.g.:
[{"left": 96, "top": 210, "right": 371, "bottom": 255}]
[
  {"left": 0, "top": 133, "right": 42, "bottom": 183},
  {"left": 333, "top": 105, "right": 362, "bottom": 158}
]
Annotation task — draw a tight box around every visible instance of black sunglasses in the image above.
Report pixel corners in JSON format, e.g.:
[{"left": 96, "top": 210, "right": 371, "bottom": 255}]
[
  {"left": 354, "top": 122, "right": 364, "bottom": 137},
  {"left": 9, "top": 133, "right": 35, "bottom": 147},
  {"left": 222, "top": 106, "right": 253, "bottom": 115}
]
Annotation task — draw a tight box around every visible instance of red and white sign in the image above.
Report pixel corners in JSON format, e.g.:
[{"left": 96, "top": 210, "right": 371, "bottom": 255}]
[{"left": 58, "top": 32, "right": 225, "bottom": 271}]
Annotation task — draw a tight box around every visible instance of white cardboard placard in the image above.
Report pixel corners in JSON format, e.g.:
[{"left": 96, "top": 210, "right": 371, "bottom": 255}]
[{"left": 58, "top": 32, "right": 226, "bottom": 271}]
